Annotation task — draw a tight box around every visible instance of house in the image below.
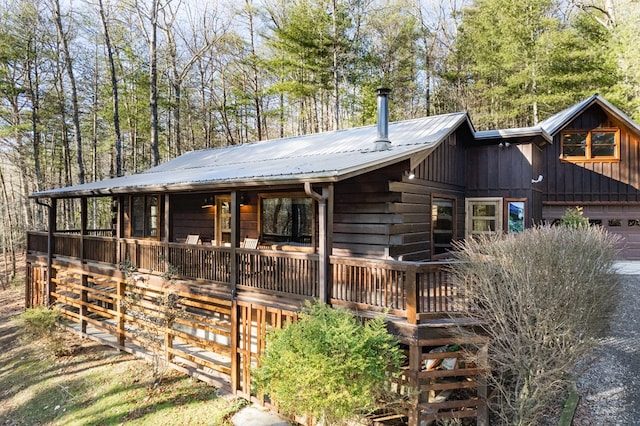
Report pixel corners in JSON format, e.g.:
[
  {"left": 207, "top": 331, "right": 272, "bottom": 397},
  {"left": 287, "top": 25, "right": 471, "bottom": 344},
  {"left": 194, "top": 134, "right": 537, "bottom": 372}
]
[{"left": 25, "top": 90, "right": 640, "bottom": 425}]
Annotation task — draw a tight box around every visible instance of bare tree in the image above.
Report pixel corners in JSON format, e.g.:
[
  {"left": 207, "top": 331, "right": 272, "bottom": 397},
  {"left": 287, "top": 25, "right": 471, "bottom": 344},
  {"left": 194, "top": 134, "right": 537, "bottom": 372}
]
[
  {"left": 52, "top": 0, "right": 85, "bottom": 184},
  {"left": 98, "top": 0, "right": 124, "bottom": 177}
]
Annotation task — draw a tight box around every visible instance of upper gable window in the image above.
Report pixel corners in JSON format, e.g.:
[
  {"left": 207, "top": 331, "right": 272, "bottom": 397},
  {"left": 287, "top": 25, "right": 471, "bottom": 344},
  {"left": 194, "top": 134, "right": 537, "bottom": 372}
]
[{"left": 561, "top": 129, "right": 619, "bottom": 161}]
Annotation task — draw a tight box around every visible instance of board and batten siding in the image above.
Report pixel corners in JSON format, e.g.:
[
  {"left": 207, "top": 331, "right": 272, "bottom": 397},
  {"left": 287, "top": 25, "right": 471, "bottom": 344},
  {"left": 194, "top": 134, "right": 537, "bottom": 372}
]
[
  {"left": 541, "top": 103, "right": 640, "bottom": 203},
  {"left": 465, "top": 142, "right": 544, "bottom": 224}
]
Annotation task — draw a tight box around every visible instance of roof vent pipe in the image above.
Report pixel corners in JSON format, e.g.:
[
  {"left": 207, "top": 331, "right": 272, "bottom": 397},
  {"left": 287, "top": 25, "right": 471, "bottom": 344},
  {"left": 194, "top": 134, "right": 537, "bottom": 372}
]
[{"left": 374, "top": 87, "right": 391, "bottom": 151}]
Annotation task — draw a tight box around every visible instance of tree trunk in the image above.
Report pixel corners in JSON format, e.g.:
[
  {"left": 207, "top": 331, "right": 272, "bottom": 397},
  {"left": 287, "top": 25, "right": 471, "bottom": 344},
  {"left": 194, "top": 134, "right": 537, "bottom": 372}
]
[
  {"left": 149, "top": 0, "right": 160, "bottom": 166},
  {"left": 53, "top": 0, "right": 85, "bottom": 184},
  {"left": 98, "top": 0, "right": 123, "bottom": 177}
]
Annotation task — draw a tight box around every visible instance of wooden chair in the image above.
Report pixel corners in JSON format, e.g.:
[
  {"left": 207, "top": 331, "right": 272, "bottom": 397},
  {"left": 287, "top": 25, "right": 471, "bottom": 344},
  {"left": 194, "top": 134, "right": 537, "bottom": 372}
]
[
  {"left": 185, "top": 234, "right": 201, "bottom": 244},
  {"left": 241, "top": 238, "right": 259, "bottom": 249}
]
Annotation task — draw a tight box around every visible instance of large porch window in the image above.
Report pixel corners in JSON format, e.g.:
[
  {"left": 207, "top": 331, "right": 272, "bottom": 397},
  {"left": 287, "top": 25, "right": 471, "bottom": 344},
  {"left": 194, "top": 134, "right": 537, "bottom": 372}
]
[
  {"left": 260, "top": 194, "right": 312, "bottom": 244},
  {"left": 130, "top": 195, "right": 159, "bottom": 238}
]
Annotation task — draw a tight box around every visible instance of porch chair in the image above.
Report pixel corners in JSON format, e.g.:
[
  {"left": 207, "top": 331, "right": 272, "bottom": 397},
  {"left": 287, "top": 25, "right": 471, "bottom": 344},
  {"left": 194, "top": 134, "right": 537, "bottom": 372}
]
[
  {"left": 185, "top": 234, "right": 202, "bottom": 244},
  {"left": 240, "top": 238, "right": 259, "bottom": 249}
]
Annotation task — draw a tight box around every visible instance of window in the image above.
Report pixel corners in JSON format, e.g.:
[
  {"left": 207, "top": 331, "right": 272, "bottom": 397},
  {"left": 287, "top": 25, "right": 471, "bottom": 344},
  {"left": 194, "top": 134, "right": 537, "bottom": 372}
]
[
  {"left": 465, "top": 198, "right": 503, "bottom": 238},
  {"left": 561, "top": 129, "right": 619, "bottom": 160},
  {"left": 506, "top": 200, "right": 525, "bottom": 233},
  {"left": 431, "top": 196, "right": 455, "bottom": 257},
  {"left": 130, "top": 195, "right": 158, "bottom": 238},
  {"left": 215, "top": 196, "right": 231, "bottom": 245},
  {"left": 260, "top": 194, "right": 312, "bottom": 244}
]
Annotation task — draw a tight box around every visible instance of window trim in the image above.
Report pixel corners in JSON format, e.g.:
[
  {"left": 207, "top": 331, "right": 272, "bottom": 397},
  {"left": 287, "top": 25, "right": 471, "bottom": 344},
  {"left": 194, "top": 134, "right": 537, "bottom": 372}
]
[
  {"left": 465, "top": 197, "right": 503, "bottom": 238},
  {"left": 214, "top": 195, "right": 231, "bottom": 246},
  {"left": 128, "top": 194, "right": 160, "bottom": 240},
  {"left": 431, "top": 194, "right": 456, "bottom": 259},
  {"left": 258, "top": 192, "right": 314, "bottom": 245},
  {"left": 504, "top": 198, "right": 526, "bottom": 234},
  {"left": 560, "top": 128, "right": 620, "bottom": 162}
]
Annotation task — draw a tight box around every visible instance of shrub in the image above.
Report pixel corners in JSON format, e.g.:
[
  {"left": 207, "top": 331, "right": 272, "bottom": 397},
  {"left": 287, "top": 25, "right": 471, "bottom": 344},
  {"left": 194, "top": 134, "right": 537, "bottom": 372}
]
[
  {"left": 559, "top": 206, "right": 589, "bottom": 228},
  {"left": 16, "top": 306, "right": 70, "bottom": 356},
  {"left": 252, "top": 301, "right": 404, "bottom": 425},
  {"left": 448, "top": 225, "right": 620, "bottom": 425}
]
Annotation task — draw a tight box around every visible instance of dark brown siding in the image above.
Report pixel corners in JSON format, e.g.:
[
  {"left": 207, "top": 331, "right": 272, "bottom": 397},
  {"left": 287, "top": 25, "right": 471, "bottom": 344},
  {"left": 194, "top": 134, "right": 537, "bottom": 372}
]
[
  {"left": 171, "top": 194, "right": 215, "bottom": 243},
  {"left": 541, "top": 104, "right": 640, "bottom": 202},
  {"left": 332, "top": 131, "right": 469, "bottom": 261},
  {"left": 466, "top": 143, "right": 541, "bottom": 223},
  {"left": 333, "top": 163, "right": 404, "bottom": 258}
]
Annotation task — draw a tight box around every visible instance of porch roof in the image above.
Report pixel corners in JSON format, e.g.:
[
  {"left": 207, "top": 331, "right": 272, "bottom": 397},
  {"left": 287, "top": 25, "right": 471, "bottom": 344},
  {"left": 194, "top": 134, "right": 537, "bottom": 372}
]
[{"left": 32, "top": 112, "right": 473, "bottom": 198}]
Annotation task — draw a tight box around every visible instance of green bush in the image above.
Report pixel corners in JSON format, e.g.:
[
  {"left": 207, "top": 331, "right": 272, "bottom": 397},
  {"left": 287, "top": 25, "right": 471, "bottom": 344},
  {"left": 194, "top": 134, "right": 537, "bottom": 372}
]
[
  {"left": 15, "top": 306, "right": 71, "bottom": 356},
  {"left": 253, "top": 301, "right": 404, "bottom": 425},
  {"left": 559, "top": 206, "right": 589, "bottom": 228},
  {"left": 449, "top": 225, "right": 620, "bottom": 425},
  {"left": 16, "top": 306, "right": 61, "bottom": 337}
]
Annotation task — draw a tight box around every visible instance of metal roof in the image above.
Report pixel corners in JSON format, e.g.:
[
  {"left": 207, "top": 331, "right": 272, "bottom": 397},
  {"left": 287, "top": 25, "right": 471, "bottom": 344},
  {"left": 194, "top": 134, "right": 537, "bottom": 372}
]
[
  {"left": 33, "top": 112, "right": 472, "bottom": 198},
  {"left": 476, "top": 94, "right": 640, "bottom": 143}
]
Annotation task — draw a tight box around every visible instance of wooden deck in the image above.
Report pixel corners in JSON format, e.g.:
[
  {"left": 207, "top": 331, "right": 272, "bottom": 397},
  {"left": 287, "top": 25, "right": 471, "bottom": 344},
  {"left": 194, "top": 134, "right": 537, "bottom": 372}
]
[
  {"left": 26, "top": 231, "right": 466, "bottom": 324},
  {"left": 25, "top": 231, "right": 487, "bottom": 425}
]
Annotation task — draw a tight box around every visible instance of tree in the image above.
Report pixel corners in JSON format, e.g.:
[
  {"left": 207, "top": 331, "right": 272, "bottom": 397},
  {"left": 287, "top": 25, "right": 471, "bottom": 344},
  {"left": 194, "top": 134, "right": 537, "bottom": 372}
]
[
  {"left": 98, "top": 0, "right": 123, "bottom": 177},
  {"left": 52, "top": 0, "right": 85, "bottom": 184},
  {"left": 253, "top": 301, "right": 404, "bottom": 425},
  {"left": 449, "top": 0, "right": 617, "bottom": 128}
]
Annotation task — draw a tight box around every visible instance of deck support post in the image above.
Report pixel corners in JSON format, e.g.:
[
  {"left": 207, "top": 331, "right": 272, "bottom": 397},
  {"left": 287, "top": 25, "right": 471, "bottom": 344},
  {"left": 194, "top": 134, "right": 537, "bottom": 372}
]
[
  {"left": 80, "top": 274, "right": 88, "bottom": 334},
  {"left": 46, "top": 199, "right": 57, "bottom": 307},
  {"left": 407, "top": 343, "right": 422, "bottom": 426},
  {"left": 116, "top": 278, "right": 126, "bottom": 349},
  {"left": 230, "top": 300, "right": 240, "bottom": 393}
]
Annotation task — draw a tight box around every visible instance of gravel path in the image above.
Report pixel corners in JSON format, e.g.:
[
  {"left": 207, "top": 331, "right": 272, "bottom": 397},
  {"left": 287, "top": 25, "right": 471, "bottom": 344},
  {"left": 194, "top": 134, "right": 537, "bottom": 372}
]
[{"left": 575, "top": 274, "right": 640, "bottom": 425}]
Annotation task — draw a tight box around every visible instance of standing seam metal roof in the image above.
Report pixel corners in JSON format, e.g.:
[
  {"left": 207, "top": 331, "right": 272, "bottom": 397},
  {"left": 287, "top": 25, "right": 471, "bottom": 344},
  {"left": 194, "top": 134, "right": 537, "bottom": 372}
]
[{"left": 33, "top": 112, "right": 472, "bottom": 198}]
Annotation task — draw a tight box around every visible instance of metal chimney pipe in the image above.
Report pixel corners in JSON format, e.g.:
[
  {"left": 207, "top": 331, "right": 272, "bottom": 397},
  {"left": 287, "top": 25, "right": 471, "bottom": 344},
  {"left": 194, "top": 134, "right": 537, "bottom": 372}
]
[{"left": 374, "top": 87, "right": 391, "bottom": 151}]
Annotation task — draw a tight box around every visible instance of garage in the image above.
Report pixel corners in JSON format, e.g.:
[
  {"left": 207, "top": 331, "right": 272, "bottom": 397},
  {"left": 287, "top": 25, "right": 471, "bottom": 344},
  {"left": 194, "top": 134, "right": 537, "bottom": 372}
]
[{"left": 543, "top": 204, "right": 640, "bottom": 260}]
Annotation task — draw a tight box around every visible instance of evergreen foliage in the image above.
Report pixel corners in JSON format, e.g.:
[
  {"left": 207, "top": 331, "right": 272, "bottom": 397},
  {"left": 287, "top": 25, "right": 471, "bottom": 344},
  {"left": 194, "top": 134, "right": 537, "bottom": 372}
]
[{"left": 253, "top": 301, "right": 404, "bottom": 425}]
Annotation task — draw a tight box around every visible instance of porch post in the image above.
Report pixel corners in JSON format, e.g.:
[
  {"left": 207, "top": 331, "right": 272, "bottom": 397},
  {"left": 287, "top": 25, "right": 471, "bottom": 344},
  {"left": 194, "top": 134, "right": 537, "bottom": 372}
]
[
  {"left": 230, "top": 191, "right": 240, "bottom": 298},
  {"left": 163, "top": 194, "right": 170, "bottom": 272},
  {"left": 318, "top": 187, "right": 329, "bottom": 303},
  {"left": 80, "top": 197, "right": 87, "bottom": 262},
  {"left": 46, "top": 198, "right": 57, "bottom": 307}
]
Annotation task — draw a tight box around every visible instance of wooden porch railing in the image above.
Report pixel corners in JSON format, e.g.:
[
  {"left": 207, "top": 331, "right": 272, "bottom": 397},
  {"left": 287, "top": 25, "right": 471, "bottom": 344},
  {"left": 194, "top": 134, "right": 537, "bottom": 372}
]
[{"left": 27, "top": 231, "right": 463, "bottom": 322}]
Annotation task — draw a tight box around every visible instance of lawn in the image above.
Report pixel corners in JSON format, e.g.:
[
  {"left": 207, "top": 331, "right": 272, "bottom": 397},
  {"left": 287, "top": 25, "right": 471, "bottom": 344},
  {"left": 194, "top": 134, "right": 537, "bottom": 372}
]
[{"left": 0, "top": 284, "right": 247, "bottom": 426}]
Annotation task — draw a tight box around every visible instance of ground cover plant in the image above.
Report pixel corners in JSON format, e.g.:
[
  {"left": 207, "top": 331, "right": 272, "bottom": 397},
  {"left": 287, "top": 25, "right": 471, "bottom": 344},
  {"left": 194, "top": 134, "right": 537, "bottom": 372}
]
[
  {"left": 253, "top": 301, "right": 404, "bottom": 425},
  {"left": 448, "top": 211, "right": 620, "bottom": 425}
]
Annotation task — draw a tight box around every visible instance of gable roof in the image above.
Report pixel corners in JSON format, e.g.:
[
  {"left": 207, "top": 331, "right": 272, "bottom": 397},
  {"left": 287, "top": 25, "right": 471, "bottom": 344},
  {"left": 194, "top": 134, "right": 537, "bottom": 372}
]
[
  {"left": 32, "top": 112, "right": 473, "bottom": 198},
  {"left": 475, "top": 94, "right": 640, "bottom": 143},
  {"left": 538, "top": 94, "right": 640, "bottom": 136}
]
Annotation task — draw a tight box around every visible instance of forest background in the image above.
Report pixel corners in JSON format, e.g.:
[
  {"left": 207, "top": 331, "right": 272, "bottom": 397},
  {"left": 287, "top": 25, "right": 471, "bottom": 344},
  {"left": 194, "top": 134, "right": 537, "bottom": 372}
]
[{"left": 0, "top": 0, "right": 638, "bottom": 282}]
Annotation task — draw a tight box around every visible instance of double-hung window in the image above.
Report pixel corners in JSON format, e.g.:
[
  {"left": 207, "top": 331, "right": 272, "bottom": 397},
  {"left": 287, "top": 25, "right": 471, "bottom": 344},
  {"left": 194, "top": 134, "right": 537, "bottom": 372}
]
[{"left": 561, "top": 129, "right": 619, "bottom": 161}]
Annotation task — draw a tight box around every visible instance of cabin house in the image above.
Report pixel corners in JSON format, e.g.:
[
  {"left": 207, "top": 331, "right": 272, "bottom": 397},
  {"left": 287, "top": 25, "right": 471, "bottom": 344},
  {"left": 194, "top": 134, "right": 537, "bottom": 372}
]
[{"left": 25, "top": 91, "right": 640, "bottom": 425}]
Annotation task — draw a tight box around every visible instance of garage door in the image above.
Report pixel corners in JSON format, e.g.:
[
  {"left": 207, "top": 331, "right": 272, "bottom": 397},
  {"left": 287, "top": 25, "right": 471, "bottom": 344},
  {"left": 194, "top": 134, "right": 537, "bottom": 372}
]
[{"left": 543, "top": 205, "right": 640, "bottom": 260}]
